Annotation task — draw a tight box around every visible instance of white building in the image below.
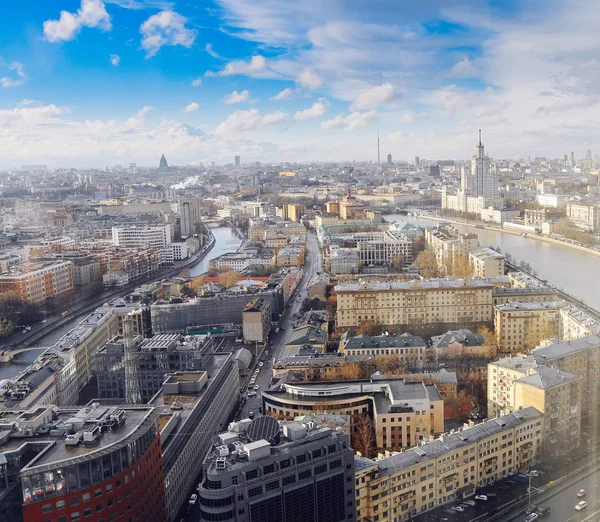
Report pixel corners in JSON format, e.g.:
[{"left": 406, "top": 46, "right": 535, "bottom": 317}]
[
  {"left": 112, "top": 224, "right": 172, "bottom": 250},
  {"left": 536, "top": 194, "right": 568, "bottom": 208},
  {"left": 178, "top": 196, "right": 202, "bottom": 237},
  {"left": 469, "top": 247, "right": 505, "bottom": 278},
  {"left": 329, "top": 247, "right": 361, "bottom": 275},
  {"left": 170, "top": 242, "right": 189, "bottom": 261}
]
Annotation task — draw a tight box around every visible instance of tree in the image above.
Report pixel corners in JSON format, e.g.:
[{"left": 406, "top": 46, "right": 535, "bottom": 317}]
[
  {"left": 219, "top": 270, "right": 241, "bottom": 289},
  {"left": 325, "top": 295, "right": 337, "bottom": 318},
  {"left": 356, "top": 319, "right": 382, "bottom": 336},
  {"left": 523, "top": 321, "right": 557, "bottom": 352},
  {"left": 477, "top": 325, "right": 498, "bottom": 358},
  {"left": 0, "top": 318, "right": 15, "bottom": 338},
  {"left": 414, "top": 250, "right": 439, "bottom": 278},
  {"left": 352, "top": 413, "right": 377, "bottom": 458},
  {"left": 179, "top": 267, "right": 190, "bottom": 278},
  {"left": 391, "top": 255, "right": 405, "bottom": 271},
  {"left": 189, "top": 275, "right": 205, "bottom": 293}
]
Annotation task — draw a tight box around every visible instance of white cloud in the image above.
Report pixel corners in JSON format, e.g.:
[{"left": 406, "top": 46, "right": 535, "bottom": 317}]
[
  {"left": 206, "top": 55, "right": 268, "bottom": 77},
  {"left": 447, "top": 57, "right": 478, "bottom": 78},
  {"left": 350, "top": 83, "right": 399, "bottom": 111},
  {"left": 294, "top": 100, "right": 328, "bottom": 121},
  {"left": 223, "top": 90, "right": 252, "bottom": 104},
  {"left": 139, "top": 10, "right": 196, "bottom": 58},
  {"left": 43, "top": 0, "right": 111, "bottom": 42},
  {"left": 397, "top": 112, "right": 429, "bottom": 124},
  {"left": 205, "top": 43, "right": 222, "bottom": 59},
  {"left": 184, "top": 102, "right": 199, "bottom": 112},
  {"left": 271, "top": 88, "right": 294, "bottom": 100},
  {"left": 110, "top": 54, "right": 120, "bottom": 66},
  {"left": 0, "top": 104, "right": 70, "bottom": 127},
  {"left": 296, "top": 68, "right": 322, "bottom": 89},
  {"left": 321, "top": 110, "right": 376, "bottom": 131},
  {"left": 1, "top": 61, "right": 27, "bottom": 88},
  {"left": 191, "top": 77, "right": 202, "bottom": 87},
  {"left": 215, "top": 108, "right": 286, "bottom": 134},
  {"left": 136, "top": 105, "right": 155, "bottom": 117},
  {"left": 20, "top": 99, "right": 38, "bottom": 106}
]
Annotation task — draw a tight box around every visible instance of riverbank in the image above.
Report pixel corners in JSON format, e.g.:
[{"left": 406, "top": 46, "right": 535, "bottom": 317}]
[{"left": 411, "top": 213, "right": 600, "bottom": 259}]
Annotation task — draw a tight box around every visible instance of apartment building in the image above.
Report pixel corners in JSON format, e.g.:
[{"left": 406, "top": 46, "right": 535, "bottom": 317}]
[
  {"left": 197, "top": 418, "right": 356, "bottom": 522},
  {"left": 242, "top": 297, "right": 271, "bottom": 344},
  {"left": 424, "top": 226, "right": 479, "bottom": 271},
  {"left": 469, "top": 247, "right": 505, "bottom": 278},
  {"left": 560, "top": 304, "right": 600, "bottom": 340},
  {"left": 355, "top": 408, "right": 543, "bottom": 522},
  {"left": 339, "top": 192, "right": 365, "bottom": 219},
  {"left": 487, "top": 357, "right": 582, "bottom": 456},
  {"left": 431, "top": 329, "right": 488, "bottom": 357},
  {"left": 330, "top": 247, "right": 361, "bottom": 275},
  {"left": 276, "top": 245, "right": 305, "bottom": 267},
  {"left": 335, "top": 278, "right": 495, "bottom": 330},
  {"left": 0, "top": 261, "right": 74, "bottom": 304},
  {"left": 214, "top": 252, "right": 274, "bottom": 271},
  {"left": 494, "top": 301, "right": 561, "bottom": 352},
  {"left": 491, "top": 287, "right": 558, "bottom": 306},
  {"left": 178, "top": 196, "right": 202, "bottom": 237},
  {"left": 262, "top": 379, "right": 444, "bottom": 451},
  {"left": 566, "top": 202, "right": 600, "bottom": 231},
  {"left": 356, "top": 230, "right": 413, "bottom": 266}
]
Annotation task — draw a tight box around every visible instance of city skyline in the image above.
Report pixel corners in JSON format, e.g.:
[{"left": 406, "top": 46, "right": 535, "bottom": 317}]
[{"left": 2, "top": 0, "right": 600, "bottom": 167}]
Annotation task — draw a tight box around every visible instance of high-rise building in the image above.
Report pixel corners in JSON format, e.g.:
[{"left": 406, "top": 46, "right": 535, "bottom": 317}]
[
  {"left": 569, "top": 151, "right": 576, "bottom": 167},
  {"left": 462, "top": 129, "right": 498, "bottom": 198},
  {"left": 414, "top": 155, "right": 420, "bottom": 166},
  {"left": 386, "top": 153, "right": 392, "bottom": 165},
  {"left": 178, "top": 196, "right": 202, "bottom": 237},
  {"left": 159, "top": 153, "right": 169, "bottom": 171},
  {"left": 235, "top": 155, "right": 241, "bottom": 166},
  {"left": 584, "top": 149, "right": 593, "bottom": 171},
  {"left": 198, "top": 417, "right": 356, "bottom": 522}
]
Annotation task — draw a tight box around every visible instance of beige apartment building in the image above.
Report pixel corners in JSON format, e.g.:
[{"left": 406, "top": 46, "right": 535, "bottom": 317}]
[
  {"left": 262, "top": 378, "right": 444, "bottom": 451},
  {"left": 494, "top": 301, "right": 560, "bottom": 352},
  {"left": 487, "top": 357, "right": 582, "bottom": 457},
  {"left": 566, "top": 202, "right": 600, "bottom": 231},
  {"left": 355, "top": 407, "right": 542, "bottom": 522},
  {"left": 424, "top": 226, "right": 479, "bottom": 271},
  {"left": 242, "top": 296, "right": 271, "bottom": 344},
  {"left": 469, "top": 247, "right": 505, "bottom": 278},
  {"left": 335, "top": 278, "right": 495, "bottom": 330}
]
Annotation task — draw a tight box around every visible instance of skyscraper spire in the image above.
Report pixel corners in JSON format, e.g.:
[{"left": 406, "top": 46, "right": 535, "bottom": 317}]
[
  {"left": 377, "top": 129, "right": 380, "bottom": 165},
  {"left": 478, "top": 129, "right": 482, "bottom": 146}
]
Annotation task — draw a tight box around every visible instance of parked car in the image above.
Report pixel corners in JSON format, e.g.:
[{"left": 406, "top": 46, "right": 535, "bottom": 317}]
[
  {"left": 463, "top": 500, "right": 476, "bottom": 506},
  {"left": 575, "top": 501, "right": 587, "bottom": 511},
  {"left": 248, "top": 411, "right": 254, "bottom": 419},
  {"left": 577, "top": 488, "right": 587, "bottom": 497},
  {"left": 452, "top": 505, "right": 464, "bottom": 512},
  {"left": 538, "top": 506, "right": 551, "bottom": 517},
  {"left": 475, "top": 495, "right": 488, "bottom": 501},
  {"left": 487, "top": 492, "right": 497, "bottom": 498},
  {"left": 254, "top": 385, "right": 259, "bottom": 390},
  {"left": 189, "top": 494, "right": 197, "bottom": 505},
  {"left": 524, "top": 513, "right": 538, "bottom": 522},
  {"left": 259, "top": 362, "right": 264, "bottom": 367}
]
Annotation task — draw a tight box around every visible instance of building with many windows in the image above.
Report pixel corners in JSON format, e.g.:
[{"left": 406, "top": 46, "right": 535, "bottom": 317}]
[
  {"left": 335, "top": 278, "right": 496, "bottom": 331},
  {"left": 0, "top": 261, "right": 74, "bottom": 304},
  {"left": 262, "top": 379, "right": 444, "bottom": 451},
  {"left": 339, "top": 332, "right": 426, "bottom": 366},
  {"left": 355, "top": 407, "right": 543, "bottom": 522},
  {"left": 0, "top": 404, "right": 166, "bottom": 522},
  {"left": 197, "top": 417, "right": 356, "bottom": 522},
  {"left": 469, "top": 247, "right": 505, "bottom": 278}
]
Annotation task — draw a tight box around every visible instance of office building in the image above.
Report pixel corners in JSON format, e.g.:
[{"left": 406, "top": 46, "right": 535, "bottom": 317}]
[
  {"left": 151, "top": 363, "right": 240, "bottom": 521},
  {"left": 355, "top": 408, "right": 542, "bottom": 522},
  {"left": 415, "top": 156, "right": 420, "bottom": 166},
  {"left": 1, "top": 404, "right": 166, "bottom": 522},
  {"left": 112, "top": 224, "right": 172, "bottom": 250},
  {"left": 198, "top": 418, "right": 356, "bottom": 522},
  {"left": 340, "top": 332, "right": 426, "bottom": 363},
  {"left": 335, "top": 278, "right": 495, "bottom": 330},
  {"left": 262, "top": 379, "right": 444, "bottom": 451},
  {"left": 387, "top": 153, "right": 392, "bottom": 165},
  {"left": 235, "top": 155, "right": 241, "bottom": 167},
  {"left": 424, "top": 226, "right": 479, "bottom": 272}
]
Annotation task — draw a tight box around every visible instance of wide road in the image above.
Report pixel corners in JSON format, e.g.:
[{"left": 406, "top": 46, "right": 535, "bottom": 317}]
[
  {"left": 499, "top": 468, "right": 600, "bottom": 522},
  {"left": 239, "top": 229, "right": 323, "bottom": 419}
]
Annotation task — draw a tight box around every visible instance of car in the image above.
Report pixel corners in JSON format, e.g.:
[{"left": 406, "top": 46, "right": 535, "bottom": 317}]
[
  {"left": 247, "top": 391, "right": 256, "bottom": 397},
  {"left": 475, "top": 495, "right": 488, "bottom": 501},
  {"left": 451, "top": 505, "right": 464, "bottom": 512},
  {"left": 486, "top": 492, "right": 497, "bottom": 498},
  {"left": 275, "top": 328, "right": 280, "bottom": 333},
  {"left": 22, "top": 330, "right": 27, "bottom": 334},
  {"left": 254, "top": 385, "right": 259, "bottom": 390},
  {"left": 189, "top": 494, "right": 197, "bottom": 505},
  {"left": 41, "top": 319, "right": 47, "bottom": 323},
  {"left": 575, "top": 501, "right": 587, "bottom": 511},
  {"left": 577, "top": 488, "right": 586, "bottom": 497},
  {"left": 537, "top": 506, "right": 550, "bottom": 517},
  {"left": 259, "top": 362, "right": 264, "bottom": 367},
  {"left": 248, "top": 411, "right": 254, "bottom": 418},
  {"left": 463, "top": 500, "right": 476, "bottom": 506},
  {"left": 524, "top": 513, "right": 539, "bottom": 522}
]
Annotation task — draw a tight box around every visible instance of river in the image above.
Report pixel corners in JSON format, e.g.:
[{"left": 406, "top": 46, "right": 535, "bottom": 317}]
[
  {"left": 385, "top": 214, "right": 600, "bottom": 311},
  {"left": 0, "top": 226, "right": 242, "bottom": 381}
]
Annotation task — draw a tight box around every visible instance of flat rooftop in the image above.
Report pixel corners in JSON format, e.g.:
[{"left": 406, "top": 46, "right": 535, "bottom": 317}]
[{"left": 0, "top": 405, "right": 155, "bottom": 475}]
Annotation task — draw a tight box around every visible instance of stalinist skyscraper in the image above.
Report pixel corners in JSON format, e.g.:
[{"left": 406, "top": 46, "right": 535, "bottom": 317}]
[{"left": 442, "top": 130, "right": 503, "bottom": 214}]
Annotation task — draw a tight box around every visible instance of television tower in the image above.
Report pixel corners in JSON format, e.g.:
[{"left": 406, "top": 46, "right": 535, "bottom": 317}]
[{"left": 377, "top": 130, "right": 380, "bottom": 165}]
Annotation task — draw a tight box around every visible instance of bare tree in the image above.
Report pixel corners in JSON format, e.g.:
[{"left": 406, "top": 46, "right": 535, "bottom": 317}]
[{"left": 352, "top": 413, "right": 377, "bottom": 458}]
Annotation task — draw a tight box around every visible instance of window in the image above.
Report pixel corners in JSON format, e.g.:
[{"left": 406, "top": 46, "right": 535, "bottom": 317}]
[
  {"left": 97, "top": 504, "right": 104, "bottom": 512},
  {"left": 71, "top": 512, "right": 80, "bottom": 521},
  {"left": 43, "top": 504, "right": 53, "bottom": 514},
  {"left": 95, "top": 489, "right": 102, "bottom": 498},
  {"left": 84, "top": 508, "right": 93, "bottom": 518},
  {"left": 82, "top": 493, "right": 91, "bottom": 503},
  {"left": 248, "top": 486, "right": 262, "bottom": 498},
  {"left": 266, "top": 480, "right": 279, "bottom": 492},
  {"left": 283, "top": 475, "right": 296, "bottom": 486},
  {"left": 315, "top": 464, "right": 327, "bottom": 475},
  {"left": 299, "top": 469, "right": 312, "bottom": 480},
  {"left": 57, "top": 501, "right": 66, "bottom": 510},
  {"left": 70, "top": 498, "right": 79, "bottom": 507}
]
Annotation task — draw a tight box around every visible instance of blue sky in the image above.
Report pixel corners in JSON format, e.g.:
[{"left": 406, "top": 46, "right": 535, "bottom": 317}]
[{"left": 1, "top": 0, "right": 599, "bottom": 167}]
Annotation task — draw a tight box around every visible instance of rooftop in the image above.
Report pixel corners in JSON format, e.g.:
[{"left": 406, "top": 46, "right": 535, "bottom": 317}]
[
  {"left": 531, "top": 335, "right": 600, "bottom": 362},
  {"left": 495, "top": 301, "right": 563, "bottom": 312},
  {"left": 342, "top": 332, "right": 426, "bottom": 350},
  {"left": 515, "top": 366, "right": 581, "bottom": 390},
  {"left": 431, "top": 329, "right": 485, "bottom": 348},
  {"left": 336, "top": 277, "right": 495, "bottom": 293}
]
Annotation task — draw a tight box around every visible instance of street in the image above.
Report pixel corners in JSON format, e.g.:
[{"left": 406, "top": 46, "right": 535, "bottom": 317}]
[{"left": 238, "top": 228, "right": 323, "bottom": 420}]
